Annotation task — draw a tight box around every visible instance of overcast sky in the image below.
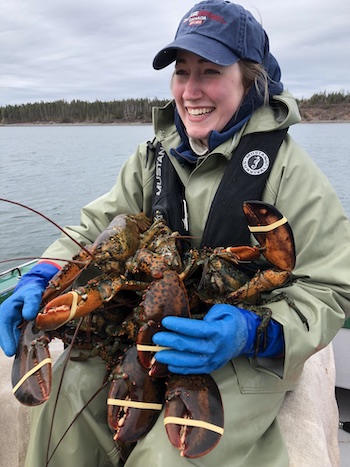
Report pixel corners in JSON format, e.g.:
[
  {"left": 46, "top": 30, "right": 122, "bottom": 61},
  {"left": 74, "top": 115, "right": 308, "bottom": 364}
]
[{"left": 1, "top": 0, "right": 349, "bottom": 106}]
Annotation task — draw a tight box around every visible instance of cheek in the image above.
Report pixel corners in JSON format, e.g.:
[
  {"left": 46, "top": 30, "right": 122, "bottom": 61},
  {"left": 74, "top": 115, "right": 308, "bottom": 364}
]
[
  {"left": 222, "top": 78, "right": 245, "bottom": 102},
  {"left": 171, "top": 83, "right": 187, "bottom": 119},
  {"left": 171, "top": 79, "right": 181, "bottom": 101},
  {"left": 220, "top": 82, "right": 245, "bottom": 111}
]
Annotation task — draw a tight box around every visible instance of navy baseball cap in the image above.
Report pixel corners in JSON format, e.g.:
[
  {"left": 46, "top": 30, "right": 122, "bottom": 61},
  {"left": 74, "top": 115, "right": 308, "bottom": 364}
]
[{"left": 153, "top": 1, "right": 268, "bottom": 69}]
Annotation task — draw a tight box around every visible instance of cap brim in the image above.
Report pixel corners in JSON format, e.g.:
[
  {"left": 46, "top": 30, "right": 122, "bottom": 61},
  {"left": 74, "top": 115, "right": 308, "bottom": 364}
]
[{"left": 153, "top": 33, "right": 239, "bottom": 70}]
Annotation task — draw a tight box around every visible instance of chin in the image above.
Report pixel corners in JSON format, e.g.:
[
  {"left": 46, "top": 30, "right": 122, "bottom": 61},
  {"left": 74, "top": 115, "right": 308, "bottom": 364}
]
[{"left": 186, "top": 128, "right": 210, "bottom": 141}]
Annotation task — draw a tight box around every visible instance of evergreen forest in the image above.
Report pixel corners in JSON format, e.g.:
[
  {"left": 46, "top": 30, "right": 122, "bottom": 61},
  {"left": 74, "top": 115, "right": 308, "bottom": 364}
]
[
  {"left": 1, "top": 91, "right": 349, "bottom": 124},
  {"left": 0, "top": 98, "right": 170, "bottom": 124}
]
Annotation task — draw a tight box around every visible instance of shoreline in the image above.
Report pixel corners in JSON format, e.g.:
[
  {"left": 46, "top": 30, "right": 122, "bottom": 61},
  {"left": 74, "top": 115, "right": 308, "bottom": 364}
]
[
  {"left": 0, "top": 121, "right": 153, "bottom": 127},
  {"left": 0, "top": 120, "right": 349, "bottom": 127}
]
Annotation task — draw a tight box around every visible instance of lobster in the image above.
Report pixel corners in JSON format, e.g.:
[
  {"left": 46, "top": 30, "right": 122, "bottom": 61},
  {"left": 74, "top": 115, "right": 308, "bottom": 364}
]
[
  {"left": 38, "top": 211, "right": 152, "bottom": 320},
  {"left": 7, "top": 199, "right": 298, "bottom": 460},
  {"left": 11, "top": 211, "right": 151, "bottom": 409}
]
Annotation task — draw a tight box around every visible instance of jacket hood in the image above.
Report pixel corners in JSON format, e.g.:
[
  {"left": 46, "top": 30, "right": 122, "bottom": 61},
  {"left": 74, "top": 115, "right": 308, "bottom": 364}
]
[{"left": 244, "top": 91, "right": 301, "bottom": 134}]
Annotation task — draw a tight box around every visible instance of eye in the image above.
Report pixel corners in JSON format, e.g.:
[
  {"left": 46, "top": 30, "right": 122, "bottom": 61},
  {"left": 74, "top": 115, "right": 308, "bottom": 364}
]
[
  {"left": 174, "top": 69, "right": 188, "bottom": 76},
  {"left": 203, "top": 68, "right": 220, "bottom": 75}
]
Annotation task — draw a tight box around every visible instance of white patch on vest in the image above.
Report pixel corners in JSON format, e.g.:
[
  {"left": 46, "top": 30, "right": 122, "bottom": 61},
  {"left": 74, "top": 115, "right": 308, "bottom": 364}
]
[{"left": 242, "top": 150, "right": 270, "bottom": 175}]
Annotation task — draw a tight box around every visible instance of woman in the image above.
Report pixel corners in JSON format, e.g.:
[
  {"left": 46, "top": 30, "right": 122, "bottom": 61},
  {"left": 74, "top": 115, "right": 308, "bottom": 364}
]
[{"left": 1, "top": 2, "right": 349, "bottom": 466}]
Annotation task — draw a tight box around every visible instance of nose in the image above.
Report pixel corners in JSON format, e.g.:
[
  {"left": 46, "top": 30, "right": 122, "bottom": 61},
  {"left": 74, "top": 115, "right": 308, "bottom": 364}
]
[{"left": 182, "top": 75, "right": 202, "bottom": 100}]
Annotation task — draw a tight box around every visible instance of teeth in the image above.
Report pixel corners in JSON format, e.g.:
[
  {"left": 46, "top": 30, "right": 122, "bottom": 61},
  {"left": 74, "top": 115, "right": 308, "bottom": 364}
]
[{"left": 187, "top": 108, "right": 213, "bottom": 116}]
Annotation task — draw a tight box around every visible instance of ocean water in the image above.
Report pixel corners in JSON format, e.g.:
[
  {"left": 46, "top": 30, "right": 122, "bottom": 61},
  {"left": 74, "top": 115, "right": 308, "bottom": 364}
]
[{"left": 0, "top": 122, "right": 349, "bottom": 272}]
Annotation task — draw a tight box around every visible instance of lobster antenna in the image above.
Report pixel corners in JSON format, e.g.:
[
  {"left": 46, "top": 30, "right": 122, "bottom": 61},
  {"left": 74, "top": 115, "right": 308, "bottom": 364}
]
[
  {"left": 0, "top": 257, "right": 88, "bottom": 267},
  {"left": 0, "top": 198, "right": 93, "bottom": 258}
]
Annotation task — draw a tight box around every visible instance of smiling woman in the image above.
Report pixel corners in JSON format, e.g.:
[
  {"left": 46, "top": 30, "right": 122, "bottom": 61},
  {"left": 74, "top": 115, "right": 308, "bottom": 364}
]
[{"left": 171, "top": 53, "right": 247, "bottom": 143}]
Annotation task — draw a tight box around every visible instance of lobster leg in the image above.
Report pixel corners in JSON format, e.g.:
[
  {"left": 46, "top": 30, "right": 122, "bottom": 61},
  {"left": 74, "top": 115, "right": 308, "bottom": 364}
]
[
  {"left": 12, "top": 321, "right": 52, "bottom": 405},
  {"left": 227, "top": 269, "right": 291, "bottom": 303},
  {"left": 164, "top": 373, "right": 224, "bottom": 458},
  {"left": 213, "top": 245, "right": 261, "bottom": 263}
]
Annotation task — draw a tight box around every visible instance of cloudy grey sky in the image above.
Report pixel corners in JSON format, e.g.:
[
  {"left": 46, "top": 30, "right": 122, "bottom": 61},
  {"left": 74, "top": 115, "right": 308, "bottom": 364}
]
[{"left": 1, "top": 0, "right": 349, "bottom": 106}]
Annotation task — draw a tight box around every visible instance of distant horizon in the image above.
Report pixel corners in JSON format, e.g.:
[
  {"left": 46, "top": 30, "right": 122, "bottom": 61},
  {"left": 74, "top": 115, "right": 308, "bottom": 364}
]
[{"left": 1, "top": 89, "right": 350, "bottom": 108}]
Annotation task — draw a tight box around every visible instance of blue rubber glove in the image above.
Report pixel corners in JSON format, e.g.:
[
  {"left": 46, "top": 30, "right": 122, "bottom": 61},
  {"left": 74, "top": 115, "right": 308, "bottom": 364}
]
[
  {"left": 0, "top": 262, "right": 59, "bottom": 356},
  {"left": 153, "top": 304, "right": 284, "bottom": 374}
]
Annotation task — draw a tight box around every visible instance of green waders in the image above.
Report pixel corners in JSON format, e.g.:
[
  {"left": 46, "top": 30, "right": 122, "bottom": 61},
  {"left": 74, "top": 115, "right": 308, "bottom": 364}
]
[{"left": 25, "top": 348, "right": 289, "bottom": 467}]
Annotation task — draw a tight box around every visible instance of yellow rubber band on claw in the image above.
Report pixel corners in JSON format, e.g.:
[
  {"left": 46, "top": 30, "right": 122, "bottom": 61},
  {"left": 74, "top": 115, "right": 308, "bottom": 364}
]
[
  {"left": 136, "top": 344, "right": 171, "bottom": 352},
  {"left": 164, "top": 416, "right": 224, "bottom": 435},
  {"left": 248, "top": 216, "right": 287, "bottom": 233},
  {"left": 12, "top": 357, "right": 52, "bottom": 394},
  {"left": 107, "top": 398, "right": 163, "bottom": 410},
  {"left": 52, "top": 290, "right": 79, "bottom": 329}
]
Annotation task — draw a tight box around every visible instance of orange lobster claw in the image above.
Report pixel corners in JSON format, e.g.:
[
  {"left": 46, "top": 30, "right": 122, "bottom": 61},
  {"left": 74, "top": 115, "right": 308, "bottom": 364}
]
[{"left": 242, "top": 200, "right": 296, "bottom": 271}]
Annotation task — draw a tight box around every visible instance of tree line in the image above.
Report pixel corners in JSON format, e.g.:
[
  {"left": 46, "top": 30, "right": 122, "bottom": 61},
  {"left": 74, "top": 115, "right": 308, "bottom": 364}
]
[
  {"left": 0, "top": 91, "right": 349, "bottom": 124},
  {"left": 296, "top": 90, "right": 350, "bottom": 106},
  {"left": 0, "top": 98, "right": 170, "bottom": 124}
]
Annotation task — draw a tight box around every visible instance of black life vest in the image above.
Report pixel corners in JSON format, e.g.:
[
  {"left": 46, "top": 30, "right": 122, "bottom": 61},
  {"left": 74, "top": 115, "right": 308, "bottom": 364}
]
[{"left": 149, "top": 128, "right": 288, "bottom": 249}]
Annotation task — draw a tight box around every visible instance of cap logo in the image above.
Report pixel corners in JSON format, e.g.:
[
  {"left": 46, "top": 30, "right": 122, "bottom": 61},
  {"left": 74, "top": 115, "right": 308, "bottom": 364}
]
[
  {"left": 242, "top": 150, "right": 270, "bottom": 175},
  {"left": 184, "top": 10, "right": 226, "bottom": 27}
]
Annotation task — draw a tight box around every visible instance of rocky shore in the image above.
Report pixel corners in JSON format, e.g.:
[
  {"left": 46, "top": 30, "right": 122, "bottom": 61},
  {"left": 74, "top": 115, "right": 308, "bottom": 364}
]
[{"left": 298, "top": 102, "right": 350, "bottom": 122}]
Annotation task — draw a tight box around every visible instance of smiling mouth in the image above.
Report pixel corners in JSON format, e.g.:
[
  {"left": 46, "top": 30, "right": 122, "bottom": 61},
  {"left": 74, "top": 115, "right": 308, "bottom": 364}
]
[{"left": 187, "top": 107, "right": 214, "bottom": 117}]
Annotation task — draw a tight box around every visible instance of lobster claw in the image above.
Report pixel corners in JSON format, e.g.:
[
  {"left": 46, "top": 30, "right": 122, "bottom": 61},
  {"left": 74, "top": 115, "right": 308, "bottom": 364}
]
[
  {"left": 136, "top": 321, "right": 170, "bottom": 378},
  {"left": 37, "top": 286, "right": 105, "bottom": 331},
  {"left": 12, "top": 320, "right": 52, "bottom": 406},
  {"left": 36, "top": 274, "right": 130, "bottom": 331},
  {"left": 107, "top": 345, "right": 166, "bottom": 444},
  {"left": 243, "top": 200, "right": 296, "bottom": 271},
  {"left": 164, "top": 373, "right": 224, "bottom": 458},
  {"left": 41, "top": 249, "right": 92, "bottom": 304},
  {"left": 135, "top": 267, "right": 191, "bottom": 377}
]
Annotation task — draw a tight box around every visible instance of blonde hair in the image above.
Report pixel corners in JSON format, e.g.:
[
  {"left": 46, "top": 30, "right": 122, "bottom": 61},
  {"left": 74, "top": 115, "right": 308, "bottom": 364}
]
[{"left": 238, "top": 60, "right": 270, "bottom": 104}]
